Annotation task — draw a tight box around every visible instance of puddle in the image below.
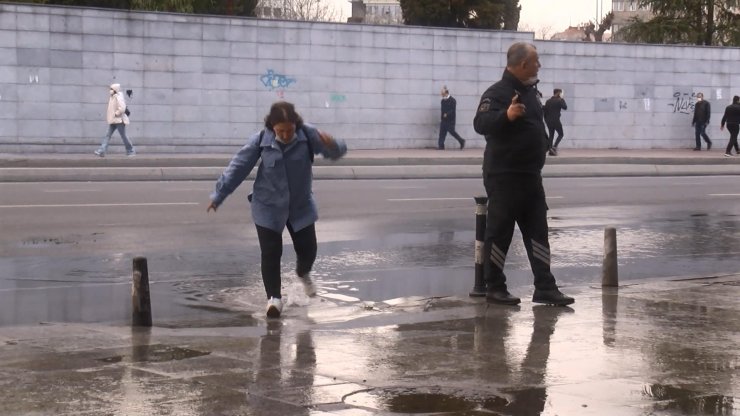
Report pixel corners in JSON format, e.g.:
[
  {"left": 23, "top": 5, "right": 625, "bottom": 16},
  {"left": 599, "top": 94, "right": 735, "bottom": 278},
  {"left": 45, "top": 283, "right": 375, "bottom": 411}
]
[
  {"left": 98, "top": 344, "right": 210, "bottom": 364},
  {"left": 643, "top": 384, "right": 736, "bottom": 415},
  {"left": 344, "top": 386, "right": 508, "bottom": 413}
]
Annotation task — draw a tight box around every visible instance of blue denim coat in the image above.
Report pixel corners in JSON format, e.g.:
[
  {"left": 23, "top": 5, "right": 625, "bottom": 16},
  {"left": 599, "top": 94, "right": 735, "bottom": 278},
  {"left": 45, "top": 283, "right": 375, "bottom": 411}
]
[{"left": 210, "top": 124, "right": 347, "bottom": 233}]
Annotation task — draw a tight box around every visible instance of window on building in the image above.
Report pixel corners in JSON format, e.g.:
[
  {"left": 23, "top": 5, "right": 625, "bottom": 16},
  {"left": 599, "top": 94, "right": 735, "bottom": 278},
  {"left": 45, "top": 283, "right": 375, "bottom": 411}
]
[{"left": 628, "top": 1, "right": 637, "bottom": 11}]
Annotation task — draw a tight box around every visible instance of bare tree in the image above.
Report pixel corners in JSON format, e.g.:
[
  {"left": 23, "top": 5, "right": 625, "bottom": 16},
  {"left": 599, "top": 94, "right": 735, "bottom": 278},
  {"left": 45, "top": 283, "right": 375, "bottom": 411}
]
[
  {"left": 517, "top": 23, "right": 554, "bottom": 40},
  {"left": 257, "top": 0, "right": 342, "bottom": 22},
  {"left": 582, "top": 11, "right": 614, "bottom": 41}
]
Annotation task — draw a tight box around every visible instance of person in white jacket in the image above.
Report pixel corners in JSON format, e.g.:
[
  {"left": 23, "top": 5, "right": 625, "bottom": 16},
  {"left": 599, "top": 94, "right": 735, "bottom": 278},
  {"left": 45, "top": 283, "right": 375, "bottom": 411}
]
[{"left": 94, "top": 83, "right": 135, "bottom": 157}]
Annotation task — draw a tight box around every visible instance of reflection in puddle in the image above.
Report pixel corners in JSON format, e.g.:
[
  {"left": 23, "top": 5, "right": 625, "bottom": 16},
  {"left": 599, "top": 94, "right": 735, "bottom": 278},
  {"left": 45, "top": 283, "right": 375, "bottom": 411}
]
[{"left": 643, "top": 384, "right": 736, "bottom": 415}]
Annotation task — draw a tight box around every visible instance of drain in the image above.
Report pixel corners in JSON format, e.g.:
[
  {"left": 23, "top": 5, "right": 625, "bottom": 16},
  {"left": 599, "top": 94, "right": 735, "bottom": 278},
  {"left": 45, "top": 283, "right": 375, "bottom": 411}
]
[{"left": 343, "top": 386, "right": 508, "bottom": 413}]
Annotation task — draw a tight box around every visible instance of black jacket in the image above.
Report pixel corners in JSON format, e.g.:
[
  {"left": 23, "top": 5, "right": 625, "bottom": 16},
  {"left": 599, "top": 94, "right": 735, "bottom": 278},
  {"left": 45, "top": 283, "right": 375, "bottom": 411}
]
[
  {"left": 543, "top": 96, "right": 567, "bottom": 123},
  {"left": 720, "top": 103, "right": 740, "bottom": 126},
  {"left": 441, "top": 96, "right": 457, "bottom": 125},
  {"left": 474, "top": 70, "right": 547, "bottom": 176},
  {"left": 693, "top": 100, "right": 711, "bottom": 124}
]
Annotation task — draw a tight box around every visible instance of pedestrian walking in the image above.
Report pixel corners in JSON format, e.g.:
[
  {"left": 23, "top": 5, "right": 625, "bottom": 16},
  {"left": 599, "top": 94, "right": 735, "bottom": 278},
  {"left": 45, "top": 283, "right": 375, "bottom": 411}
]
[
  {"left": 543, "top": 89, "right": 567, "bottom": 156},
  {"left": 720, "top": 95, "right": 740, "bottom": 157},
  {"left": 438, "top": 86, "right": 466, "bottom": 150},
  {"left": 94, "top": 83, "right": 135, "bottom": 157},
  {"left": 692, "top": 92, "right": 712, "bottom": 151},
  {"left": 207, "top": 101, "right": 347, "bottom": 318},
  {"left": 473, "top": 41, "right": 574, "bottom": 306}
]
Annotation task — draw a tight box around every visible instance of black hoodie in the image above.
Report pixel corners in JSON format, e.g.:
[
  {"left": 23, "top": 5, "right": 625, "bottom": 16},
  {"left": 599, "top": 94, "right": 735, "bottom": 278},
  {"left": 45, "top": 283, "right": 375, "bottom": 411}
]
[{"left": 474, "top": 70, "right": 547, "bottom": 177}]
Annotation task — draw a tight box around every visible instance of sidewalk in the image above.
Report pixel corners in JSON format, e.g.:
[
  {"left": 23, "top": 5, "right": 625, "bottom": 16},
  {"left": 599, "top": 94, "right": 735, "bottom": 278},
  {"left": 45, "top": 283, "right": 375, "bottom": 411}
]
[
  {"left": 1, "top": 274, "right": 738, "bottom": 415},
  {"left": 2, "top": 148, "right": 740, "bottom": 181}
]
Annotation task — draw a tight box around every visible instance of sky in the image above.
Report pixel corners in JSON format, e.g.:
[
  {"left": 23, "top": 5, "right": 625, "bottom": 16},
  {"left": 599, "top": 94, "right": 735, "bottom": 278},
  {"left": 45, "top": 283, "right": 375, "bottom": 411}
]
[{"left": 328, "top": 0, "right": 610, "bottom": 35}]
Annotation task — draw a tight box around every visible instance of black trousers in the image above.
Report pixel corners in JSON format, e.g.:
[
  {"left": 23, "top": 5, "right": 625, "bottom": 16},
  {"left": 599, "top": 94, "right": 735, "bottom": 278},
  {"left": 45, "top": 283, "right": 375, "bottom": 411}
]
[
  {"left": 725, "top": 124, "right": 739, "bottom": 154},
  {"left": 482, "top": 174, "right": 558, "bottom": 291},
  {"left": 255, "top": 222, "right": 317, "bottom": 299},
  {"left": 546, "top": 120, "right": 564, "bottom": 149},
  {"left": 438, "top": 121, "right": 464, "bottom": 149}
]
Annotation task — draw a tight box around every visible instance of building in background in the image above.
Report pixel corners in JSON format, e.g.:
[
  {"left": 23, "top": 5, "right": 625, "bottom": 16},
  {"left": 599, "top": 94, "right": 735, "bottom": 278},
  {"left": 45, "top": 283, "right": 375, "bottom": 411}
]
[
  {"left": 349, "top": 0, "right": 403, "bottom": 24},
  {"left": 611, "top": 0, "right": 652, "bottom": 42}
]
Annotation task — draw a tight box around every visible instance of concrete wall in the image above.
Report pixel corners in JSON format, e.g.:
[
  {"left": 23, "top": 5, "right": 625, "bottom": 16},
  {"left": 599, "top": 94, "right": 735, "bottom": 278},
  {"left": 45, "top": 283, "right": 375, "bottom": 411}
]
[{"left": 1, "top": 3, "right": 739, "bottom": 153}]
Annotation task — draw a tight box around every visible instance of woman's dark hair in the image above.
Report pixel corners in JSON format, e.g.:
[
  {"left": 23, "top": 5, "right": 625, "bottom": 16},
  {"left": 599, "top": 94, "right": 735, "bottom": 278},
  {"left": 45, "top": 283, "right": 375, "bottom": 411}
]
[
  {"left": 733, "top": 95, "right": 739, "bottom": 104},
  {"left": 264, "top": 101, "right": 303, "bottom": 131}
]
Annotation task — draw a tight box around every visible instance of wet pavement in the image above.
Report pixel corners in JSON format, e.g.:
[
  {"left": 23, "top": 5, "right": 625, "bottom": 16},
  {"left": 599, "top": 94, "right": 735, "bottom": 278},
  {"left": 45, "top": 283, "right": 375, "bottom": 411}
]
[
  {"left": 2, "top": 157, "right": 740, "bottom": 414},
  {"left": 1, "top": 273, "right": 738, "bottom": 415}
]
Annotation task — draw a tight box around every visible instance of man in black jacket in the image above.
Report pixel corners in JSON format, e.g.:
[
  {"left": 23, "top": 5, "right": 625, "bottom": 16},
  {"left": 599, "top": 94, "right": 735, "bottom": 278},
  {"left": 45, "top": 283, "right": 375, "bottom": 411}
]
[
  {"left": 543, "top": 89, "right": 567, "bottom": 156},
  {"left": 720, "top": 95, "right": 740, "bottom": 157},
  {"left": 692, "top": 92, "right": 712, "bottom": 151},
  {"left": 438, "top": 86, "right": 466, "bottom": 150},
  {"left": 473, "top": 42, "right": 574, "bottom": 306}
]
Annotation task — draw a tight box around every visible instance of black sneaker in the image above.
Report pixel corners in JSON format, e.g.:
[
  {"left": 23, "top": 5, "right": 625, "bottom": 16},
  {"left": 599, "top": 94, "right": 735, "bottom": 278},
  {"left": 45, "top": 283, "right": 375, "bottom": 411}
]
[
  {"left": 460, "top": 139, "right": 466, "bottom": 150},
  {"left": 486, "top": 290, "right": 521, "bottom": 305},
  {"left": 532, "top": 288, "right": 574, "bottom": 306},
  {"left": 707, "top": 141, "right": 712, "bottom": 150}
]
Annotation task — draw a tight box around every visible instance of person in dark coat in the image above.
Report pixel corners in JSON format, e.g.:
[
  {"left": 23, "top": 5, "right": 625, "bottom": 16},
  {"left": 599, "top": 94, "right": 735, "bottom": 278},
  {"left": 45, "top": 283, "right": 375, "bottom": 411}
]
[
  {"left": 543, "top": 89, "right": 567, "bottom": 156},
  {"left": 720, "top": 95, "right": 740, "bottom": 157},
  {"left": 438, "top": 86, "right": 466, "bottom": 150},
  {"left": 692, "top": 92, "right": 712, "bottom": 151},
  {"left": 473, "top": 42, "right": 574, "bottom": 307}
]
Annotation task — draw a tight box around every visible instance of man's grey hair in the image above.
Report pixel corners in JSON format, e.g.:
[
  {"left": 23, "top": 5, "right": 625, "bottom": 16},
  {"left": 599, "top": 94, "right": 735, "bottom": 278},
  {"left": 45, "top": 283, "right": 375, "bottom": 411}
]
[{"left": 507, "top": 42, "right": 535, "bottom": 67}]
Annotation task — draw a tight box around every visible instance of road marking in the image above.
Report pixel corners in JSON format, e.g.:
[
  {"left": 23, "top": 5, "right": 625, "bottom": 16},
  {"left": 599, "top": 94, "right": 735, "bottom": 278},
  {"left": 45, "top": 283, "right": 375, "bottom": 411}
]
[
  {"left": 388, "top": 197, "right": 472, "bottom": 201},
  {"left": 388, "top": 196, "right": 563, "bottom": 202},
  {"left": 709, "top": 193, "right": 740, "bottom": 197},
  {"left": 0, "top": 202, "right": 200, "bottom": 208},
  {"left": 42, "top": 189, "right": 99, "bottom": 193}
]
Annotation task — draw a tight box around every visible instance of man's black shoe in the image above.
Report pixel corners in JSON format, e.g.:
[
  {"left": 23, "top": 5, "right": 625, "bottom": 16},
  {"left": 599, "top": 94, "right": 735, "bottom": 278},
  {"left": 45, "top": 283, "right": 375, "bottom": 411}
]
[
  {"left": 460, "top": 139, "right": 466, "bottom": 150},
  {"left": 707, "top": 141, "right": 712, "bottom": 150},
  {"left": 486, "top": 290, "right": 521, "bottom": 305},
  {"left": 693, "top": 148, "right": 701, "bottom": 151},
  {"left": 532, "top": 289, "right": 574, "bottom": 306}
]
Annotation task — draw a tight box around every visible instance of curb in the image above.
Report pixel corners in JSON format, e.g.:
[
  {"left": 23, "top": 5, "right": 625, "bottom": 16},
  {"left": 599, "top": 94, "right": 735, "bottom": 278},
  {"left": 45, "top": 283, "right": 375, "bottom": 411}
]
[{"left": 2, "top": 164, "right": 740, "bottom": 182}]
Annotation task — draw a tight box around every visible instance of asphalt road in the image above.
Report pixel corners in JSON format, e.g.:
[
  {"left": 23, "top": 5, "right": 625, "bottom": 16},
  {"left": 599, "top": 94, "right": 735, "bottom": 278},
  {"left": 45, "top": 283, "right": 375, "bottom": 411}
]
[{"left": 1, "top": 176, "right": 739, "bottom": 326}]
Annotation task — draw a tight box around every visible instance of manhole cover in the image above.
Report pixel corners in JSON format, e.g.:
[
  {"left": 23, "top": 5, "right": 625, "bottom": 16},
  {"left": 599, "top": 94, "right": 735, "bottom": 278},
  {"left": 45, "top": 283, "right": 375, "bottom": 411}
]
[
  {"left": 344, "top": 386, "right": 508, "bottom": 414},
  {"left": 98, "top": 344, "right": 210, "bottom": 364}
]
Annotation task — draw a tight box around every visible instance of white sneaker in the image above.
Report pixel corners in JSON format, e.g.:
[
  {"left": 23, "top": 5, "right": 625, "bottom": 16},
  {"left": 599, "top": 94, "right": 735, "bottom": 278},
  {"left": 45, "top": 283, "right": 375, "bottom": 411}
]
[
  {"left": 266, "top": 297, "right": 283, "bottom": 318},
  {"left": 299, "top": 273, "right": 317, "bottom": 297},
  {"left": 724, "top": 153, "right": 732, "bottom": 157}
]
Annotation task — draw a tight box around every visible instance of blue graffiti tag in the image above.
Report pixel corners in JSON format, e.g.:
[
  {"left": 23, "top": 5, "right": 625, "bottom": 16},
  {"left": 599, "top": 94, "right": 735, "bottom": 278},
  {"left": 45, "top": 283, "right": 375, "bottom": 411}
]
[{"left": 260, "top": 70, "right": 295, "bottom": 90}]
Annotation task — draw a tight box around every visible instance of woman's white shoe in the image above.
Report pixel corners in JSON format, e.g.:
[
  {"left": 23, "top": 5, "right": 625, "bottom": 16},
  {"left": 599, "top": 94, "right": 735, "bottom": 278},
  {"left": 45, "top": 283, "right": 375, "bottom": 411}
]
[{"left": 266, "top": 297, "right": 283, "bottom": 318}]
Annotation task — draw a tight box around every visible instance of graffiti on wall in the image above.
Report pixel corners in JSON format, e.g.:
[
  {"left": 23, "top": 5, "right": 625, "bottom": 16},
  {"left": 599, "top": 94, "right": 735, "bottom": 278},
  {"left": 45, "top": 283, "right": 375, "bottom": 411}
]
[
  {"left": 669, "top": 92, "right": 698, "bottom": 114},
  {"left": 260, "top": 69, "right": 295, "bottom": 99},
  {"left": 324, "top": 93, "right": 347, "bottom": 107}
]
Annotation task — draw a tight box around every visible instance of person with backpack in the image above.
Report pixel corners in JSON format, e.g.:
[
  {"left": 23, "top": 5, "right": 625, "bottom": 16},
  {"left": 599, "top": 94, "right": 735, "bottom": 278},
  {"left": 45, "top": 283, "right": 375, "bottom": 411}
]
[
  {"left": 207, "top": 101, "right": 347, "bottom": 318},
  {"left": 94, "top": 83, "right": 135, "bottom": 157}
]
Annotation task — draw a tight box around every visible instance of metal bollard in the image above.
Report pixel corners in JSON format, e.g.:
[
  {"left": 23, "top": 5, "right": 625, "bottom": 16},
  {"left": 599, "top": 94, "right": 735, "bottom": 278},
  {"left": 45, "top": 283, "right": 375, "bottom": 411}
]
[
  {"left": 470, "top": 195, "right": 488, "bottom": 297},
  {"left": 602, "top": 227, "right": 619, "bottom": 287},
  {"left": 132, "top": 256, "right": 152, "bottom": 326}
]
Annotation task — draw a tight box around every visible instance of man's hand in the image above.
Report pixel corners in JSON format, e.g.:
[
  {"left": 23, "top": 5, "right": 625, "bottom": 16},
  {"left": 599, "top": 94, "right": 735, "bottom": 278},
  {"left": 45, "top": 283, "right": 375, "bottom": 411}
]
[
  {"left": 207, "top": 201, "right": 218, "bottom": 212},
  {"left": 506, "top": 93, "right": 526, "bottom": 121}
]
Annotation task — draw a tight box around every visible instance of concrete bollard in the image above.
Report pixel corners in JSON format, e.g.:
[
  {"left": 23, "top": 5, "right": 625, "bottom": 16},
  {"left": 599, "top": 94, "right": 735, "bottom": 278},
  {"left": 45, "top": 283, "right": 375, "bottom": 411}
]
[
  {"left": 602, "top": 227, "right": 619, "bottom": 287},
  {"left": 470, "top": 196, "right": 488, "bottom": 297},
  {"left": 132, "top": 256, "right": 152, "bottom": 326}
]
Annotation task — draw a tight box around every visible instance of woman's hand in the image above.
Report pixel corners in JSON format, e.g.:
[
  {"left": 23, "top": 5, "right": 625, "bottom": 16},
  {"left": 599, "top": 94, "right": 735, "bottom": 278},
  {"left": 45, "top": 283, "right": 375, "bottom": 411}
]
[
  {"left": 206, "top": 201, "right": 218, "bottom": 212},
  {"left": 318, "top": 130, "right": 337, "bottom": 150}
]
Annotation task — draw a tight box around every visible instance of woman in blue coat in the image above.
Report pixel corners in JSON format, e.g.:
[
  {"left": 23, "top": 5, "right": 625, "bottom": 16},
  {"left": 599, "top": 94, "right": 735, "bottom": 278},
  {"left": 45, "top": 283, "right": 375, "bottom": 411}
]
[{"left": 207, "top": 101, "right": 347, "bottom": 318}]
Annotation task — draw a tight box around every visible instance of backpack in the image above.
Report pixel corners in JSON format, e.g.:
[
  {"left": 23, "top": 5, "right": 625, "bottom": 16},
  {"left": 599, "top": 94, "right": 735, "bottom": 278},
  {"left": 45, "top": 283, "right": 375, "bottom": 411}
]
[{"left": 258, "top": 125, "right": 314, "bottom": 163}]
